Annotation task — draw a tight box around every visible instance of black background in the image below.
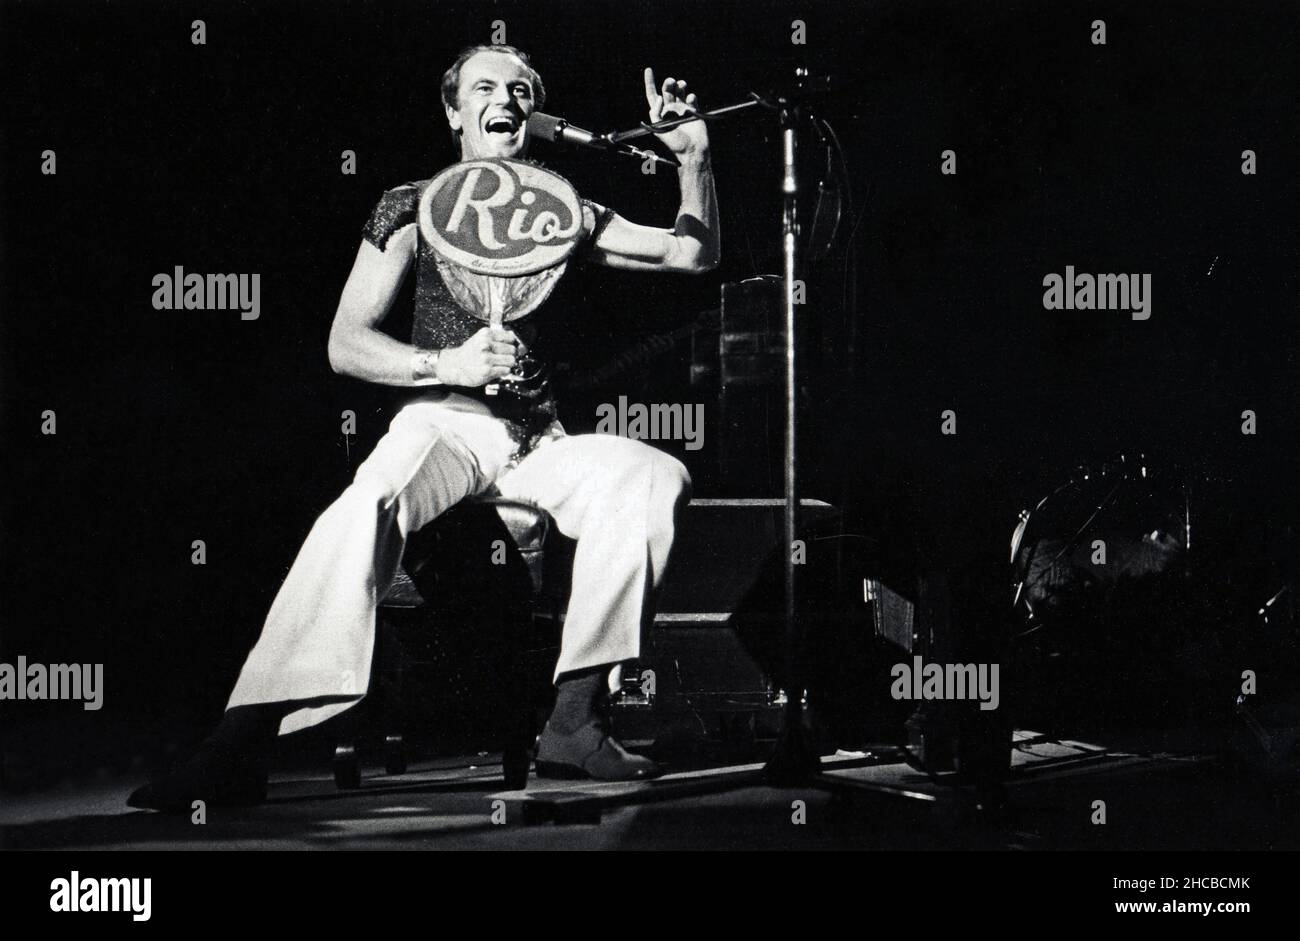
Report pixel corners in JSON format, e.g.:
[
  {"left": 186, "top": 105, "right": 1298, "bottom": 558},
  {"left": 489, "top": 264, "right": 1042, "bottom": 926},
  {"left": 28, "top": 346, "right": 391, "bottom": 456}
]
[{"left": 2, "top": 0, "right": 1297, "bottom": 779}]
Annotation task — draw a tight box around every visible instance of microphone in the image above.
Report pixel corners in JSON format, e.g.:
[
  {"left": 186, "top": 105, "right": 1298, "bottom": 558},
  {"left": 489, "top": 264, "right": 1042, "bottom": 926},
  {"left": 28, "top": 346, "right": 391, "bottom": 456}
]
[
  {"left": 527, "top": 111, "right": 679, "bottom": 168},
  {"left": 526, "top": 112, "right": 605, "bottom": 148}
]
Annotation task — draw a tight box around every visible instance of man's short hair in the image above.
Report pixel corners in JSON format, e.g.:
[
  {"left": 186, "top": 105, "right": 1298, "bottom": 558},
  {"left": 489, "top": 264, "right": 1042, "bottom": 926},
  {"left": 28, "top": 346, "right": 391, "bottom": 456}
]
[{"left": 440, "top": 43, "right": 547, "bottom": 113}]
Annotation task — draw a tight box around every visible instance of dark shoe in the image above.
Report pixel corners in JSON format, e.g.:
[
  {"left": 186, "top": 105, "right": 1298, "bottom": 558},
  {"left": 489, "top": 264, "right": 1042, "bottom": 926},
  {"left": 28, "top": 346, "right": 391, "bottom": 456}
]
[
  {"left": 534, "top": 721, "right": 662, "bottom": 781},
  {"left": 128, "top": 703, "right": 283, "bottom": 811},
  {"left": 127, "top": 748, "right": 268, "bottom": 812}
]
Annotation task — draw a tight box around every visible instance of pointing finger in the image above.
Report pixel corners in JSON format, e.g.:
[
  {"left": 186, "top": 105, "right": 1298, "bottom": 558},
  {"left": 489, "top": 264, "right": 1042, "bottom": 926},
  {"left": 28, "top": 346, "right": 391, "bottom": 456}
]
[{"left": 643, "top": 67, "right": 659, "bottom": 108}]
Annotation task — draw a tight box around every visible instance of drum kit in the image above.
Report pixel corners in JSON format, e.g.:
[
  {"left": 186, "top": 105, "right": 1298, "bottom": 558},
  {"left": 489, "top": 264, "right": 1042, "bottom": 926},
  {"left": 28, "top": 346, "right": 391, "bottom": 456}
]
[
  {"left": 1007, "top": 451, "right": 1299, "bottom": 774},
  {"left": 1010, "top": 452, "right": 1190, "bottom": 632}
]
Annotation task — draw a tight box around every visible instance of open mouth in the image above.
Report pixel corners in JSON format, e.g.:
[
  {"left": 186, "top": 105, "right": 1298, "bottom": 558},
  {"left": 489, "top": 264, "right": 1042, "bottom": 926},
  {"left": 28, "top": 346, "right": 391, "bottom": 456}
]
[{"left": 483, "top": 115, "right": 521, "bottom": 140}]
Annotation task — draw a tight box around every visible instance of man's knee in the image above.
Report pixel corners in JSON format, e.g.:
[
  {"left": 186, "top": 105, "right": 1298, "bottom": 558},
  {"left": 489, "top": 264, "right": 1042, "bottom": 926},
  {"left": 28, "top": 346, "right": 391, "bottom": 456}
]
[
  {"left": 650, "top": 449, "right": 692, "bottom": 506},
  {"left": 346, "top": 471, "right": 401, "bottom": 512},
  {"left": 597, "top": 437, "right": 692, "bottom": 501}
]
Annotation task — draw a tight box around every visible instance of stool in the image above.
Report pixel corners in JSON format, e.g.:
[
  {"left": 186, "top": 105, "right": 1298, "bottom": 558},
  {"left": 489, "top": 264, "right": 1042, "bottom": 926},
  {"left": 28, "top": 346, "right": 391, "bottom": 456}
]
[{"left": 331, "top": 495, "right": 569, "bottom": 791}]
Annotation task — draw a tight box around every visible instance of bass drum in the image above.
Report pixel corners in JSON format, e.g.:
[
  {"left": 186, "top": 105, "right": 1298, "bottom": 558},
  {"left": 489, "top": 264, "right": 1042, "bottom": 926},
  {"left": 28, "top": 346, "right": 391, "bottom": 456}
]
[
  {"left": 1008, "top": 454, "right": 1227, "bottom": 728},
  {"left": 1012, "top": 453, "right": 1190, "bottom": 622}
]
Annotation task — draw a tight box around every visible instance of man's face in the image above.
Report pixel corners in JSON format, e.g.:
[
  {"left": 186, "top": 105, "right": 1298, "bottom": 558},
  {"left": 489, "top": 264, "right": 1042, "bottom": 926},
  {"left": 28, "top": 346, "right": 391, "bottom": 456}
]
[{"left": 445, "top": 50, "right": 536, "bottom": 160}]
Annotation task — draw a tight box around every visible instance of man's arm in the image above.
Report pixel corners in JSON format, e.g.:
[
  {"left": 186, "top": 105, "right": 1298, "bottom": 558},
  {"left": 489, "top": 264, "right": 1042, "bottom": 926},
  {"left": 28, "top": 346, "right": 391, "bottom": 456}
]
[
  {"left": 327, "top": 223, "right": 520, "bottom": 387},
  {"left": 587, "top": 70, "right": 720, "bottom": 274}
]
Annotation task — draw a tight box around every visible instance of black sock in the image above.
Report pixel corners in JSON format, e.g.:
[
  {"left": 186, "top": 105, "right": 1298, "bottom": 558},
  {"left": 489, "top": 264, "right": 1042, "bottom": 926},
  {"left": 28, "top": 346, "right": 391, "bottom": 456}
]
[{"left": 548, "top": 667, "right": 607, "bottom": 735}]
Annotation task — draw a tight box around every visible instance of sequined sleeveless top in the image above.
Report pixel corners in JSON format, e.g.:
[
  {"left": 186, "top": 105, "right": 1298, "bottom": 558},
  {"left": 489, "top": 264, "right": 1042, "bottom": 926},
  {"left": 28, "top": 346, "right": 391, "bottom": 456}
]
[{"left": 362, "top": 176, "right": 610, "bottom": 452}]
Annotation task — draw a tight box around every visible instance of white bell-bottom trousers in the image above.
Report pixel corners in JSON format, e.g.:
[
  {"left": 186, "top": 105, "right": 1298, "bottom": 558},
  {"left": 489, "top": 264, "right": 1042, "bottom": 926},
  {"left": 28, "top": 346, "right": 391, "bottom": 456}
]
[{"left": 226, "top": 391, "right": 691, "bottom": 735}]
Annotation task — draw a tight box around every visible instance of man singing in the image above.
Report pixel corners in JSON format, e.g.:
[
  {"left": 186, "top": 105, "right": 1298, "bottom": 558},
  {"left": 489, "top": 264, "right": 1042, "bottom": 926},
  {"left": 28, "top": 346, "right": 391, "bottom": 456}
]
[{"left": 129, "top": 43, "right": 718, "bottom": 810}]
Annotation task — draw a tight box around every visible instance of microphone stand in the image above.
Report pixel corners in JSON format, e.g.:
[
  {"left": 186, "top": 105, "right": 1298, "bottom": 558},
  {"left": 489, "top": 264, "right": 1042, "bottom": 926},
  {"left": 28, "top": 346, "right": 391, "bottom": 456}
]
[
  {"left": 579, "top": 97, "right": 769, "bottom": 169},
  {"left": 608, "top": 71, "right": 824, "bottom": 783},
  {"left": 606, "top": 96, "right": 768, "bottom": 145},
  {"left": 768, "top": 84, "right": 819, "bottom": 783}
]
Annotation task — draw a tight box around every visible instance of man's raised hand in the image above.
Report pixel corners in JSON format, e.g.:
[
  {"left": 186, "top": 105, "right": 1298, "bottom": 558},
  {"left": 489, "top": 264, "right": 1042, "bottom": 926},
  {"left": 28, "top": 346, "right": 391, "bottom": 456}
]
[{"left": 644, "top": 67, "right": 709, "bottom": 159}]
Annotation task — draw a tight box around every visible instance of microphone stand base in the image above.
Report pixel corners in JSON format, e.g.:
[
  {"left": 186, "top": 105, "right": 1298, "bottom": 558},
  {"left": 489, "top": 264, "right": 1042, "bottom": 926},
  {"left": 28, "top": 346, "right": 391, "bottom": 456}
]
[{"left": 763, "top": 715, "right": 819, "bottom": 785}]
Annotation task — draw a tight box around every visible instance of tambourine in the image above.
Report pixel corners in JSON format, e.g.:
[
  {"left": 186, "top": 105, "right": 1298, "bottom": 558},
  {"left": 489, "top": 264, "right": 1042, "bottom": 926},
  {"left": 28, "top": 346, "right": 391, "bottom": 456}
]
[{"left": 419, "top": 157, "right": 589, "bottom": 394}]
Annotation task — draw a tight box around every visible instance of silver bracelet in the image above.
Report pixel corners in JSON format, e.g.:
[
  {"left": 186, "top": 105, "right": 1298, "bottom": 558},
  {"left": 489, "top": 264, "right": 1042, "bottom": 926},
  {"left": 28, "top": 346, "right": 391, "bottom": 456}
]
[{"left": 412, "top": 348, "right": 442, "bottom": 385}]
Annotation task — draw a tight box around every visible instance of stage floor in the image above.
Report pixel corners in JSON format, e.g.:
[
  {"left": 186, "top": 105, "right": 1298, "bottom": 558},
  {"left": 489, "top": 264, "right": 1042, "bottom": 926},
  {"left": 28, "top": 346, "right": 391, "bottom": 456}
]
[{"left": 3, "top": 730, "right": 1298, "bottom": 850}]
